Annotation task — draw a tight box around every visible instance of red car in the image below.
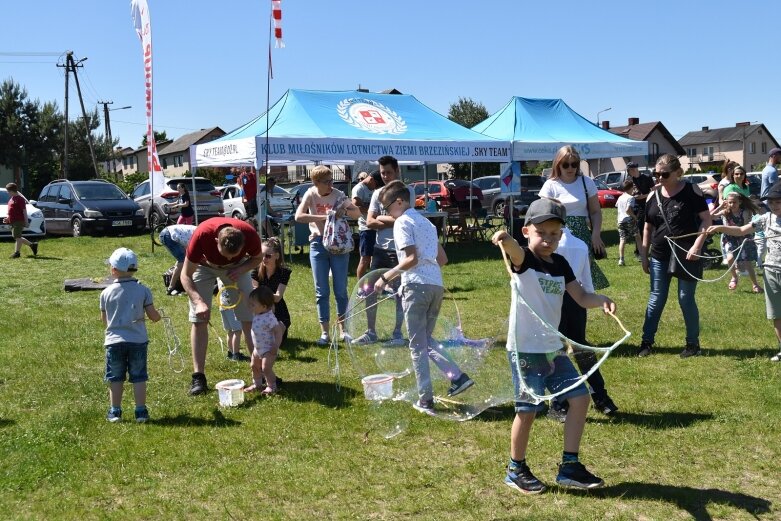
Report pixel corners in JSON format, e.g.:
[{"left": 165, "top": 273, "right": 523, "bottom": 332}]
[
  {"left": 594, "top": 178, "right": 623, "bottom": 208},
  {"left": 410, "top": 179, "right": 484, "bottom": 211}
]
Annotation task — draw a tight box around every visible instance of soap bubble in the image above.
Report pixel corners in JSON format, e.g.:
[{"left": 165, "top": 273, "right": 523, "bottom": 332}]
[{"left": 343, "top": 269, "right": 514, "bottom": 428}]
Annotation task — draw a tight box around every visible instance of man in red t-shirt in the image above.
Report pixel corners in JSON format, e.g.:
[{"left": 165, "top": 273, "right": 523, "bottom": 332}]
[
  {"left": 3, "top": 183, "right": 38, "bottom": 258},
  {"left": 238, "top": 167, "right": 258, "bottom": 218},
  {"left": 181, "top": 217, "right": 262, "bottom": 395}
]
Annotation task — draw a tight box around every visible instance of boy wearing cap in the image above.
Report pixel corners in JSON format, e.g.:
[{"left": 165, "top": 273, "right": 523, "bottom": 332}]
[
  {"left": 100, "top": 248, "right": 161, "bottom": 423},
  {"left": 708, "top": 183, "right": 781, "bottom": 362},
  {"left": 491, "top": 198, "right": 615, "bottom": 493}
]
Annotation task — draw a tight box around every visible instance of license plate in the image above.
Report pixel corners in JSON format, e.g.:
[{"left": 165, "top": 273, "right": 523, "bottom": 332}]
[
  {"left": 197, "top": 206, "right": 210, "bottom": 211},
  {"left": 466, "top": 195, "right": 478, "bottom": 200},
  {"left": 112, "top": 220, "right": 132, "bottom": 227}
]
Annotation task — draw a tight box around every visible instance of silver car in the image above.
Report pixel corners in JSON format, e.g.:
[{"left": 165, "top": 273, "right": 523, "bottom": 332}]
[
  {"left": 131, "top": 177, "right": 224, "bottom": 228},
  {"left": 473, "top": 174, "right": 544, "bottom": 216},
  {"left": 219, "top": 183, "right": 295, "bottom": 219}
]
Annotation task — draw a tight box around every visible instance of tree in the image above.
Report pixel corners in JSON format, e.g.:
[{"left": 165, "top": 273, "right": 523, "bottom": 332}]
[
  {"left": 0, "top": 79, "right": 38, "bottom": 187},
  {"left": 141, "top": 130, "right": 167, "bottom": 146},
  {"left": 447, "top": 97, "right": 499, "bottom": 179},
  {"left": 66, "top": 108, "right": 113, "bottom": 180}
]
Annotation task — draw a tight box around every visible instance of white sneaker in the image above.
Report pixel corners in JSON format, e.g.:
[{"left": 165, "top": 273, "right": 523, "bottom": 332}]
[
  {"left": 771, "top": 352, "right": 781, "bottom": 362},
  {"left": 618, "top": 259, "right": 625, "bottom": 266}
]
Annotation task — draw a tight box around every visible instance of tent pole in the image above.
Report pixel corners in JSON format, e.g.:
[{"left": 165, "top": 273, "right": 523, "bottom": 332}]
[{"left": 469, "top": 162, "right": 474, "bottom": 214}]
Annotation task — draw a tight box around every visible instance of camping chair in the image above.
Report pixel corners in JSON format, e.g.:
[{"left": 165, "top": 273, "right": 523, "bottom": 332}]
[
  {"left": 447, "top": 207, "right": 481, "bottom": 242},
  {"left": 477, "top": 207, "right": 502, "bottom": 240}
]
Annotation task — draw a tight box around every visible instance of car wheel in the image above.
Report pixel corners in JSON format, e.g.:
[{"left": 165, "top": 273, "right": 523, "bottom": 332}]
[
  {"left": 148, "top": 209, "right": 162, "bottom": 229},
  {"left": 492, "top": 199, "right": 506, "bottom": 218},
  {"left": 232, "top": 210, "right": 245, "bottom": 220},
  {"left": 71, "top": 217, "right": 82, "bottom": 237}
]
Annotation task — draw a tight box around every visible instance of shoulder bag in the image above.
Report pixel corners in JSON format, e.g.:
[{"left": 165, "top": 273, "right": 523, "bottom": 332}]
[
  {"left": 580, "top": 175, "right": 607, "bottom": 259},
  {"left": 322, "top": 196, "right": 354, "bottom": 255}
]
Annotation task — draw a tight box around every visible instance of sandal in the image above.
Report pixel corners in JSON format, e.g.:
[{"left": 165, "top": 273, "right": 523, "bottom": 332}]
[
  {"left": 728, "top": 277, "right": 738, "bottom": 290},
  {"left": 753, "top": 284, "right": 764, "bottom": 294}
]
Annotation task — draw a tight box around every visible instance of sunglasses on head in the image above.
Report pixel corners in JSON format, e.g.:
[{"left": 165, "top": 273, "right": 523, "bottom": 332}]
[{"left": 560, "top": 161, "right": 579, "bottom": 169}]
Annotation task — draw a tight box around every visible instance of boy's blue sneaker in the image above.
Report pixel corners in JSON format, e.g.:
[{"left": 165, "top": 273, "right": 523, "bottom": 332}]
[
  {"left": 447, "top": 373, "right": 474, "bottom": 397},
  {"left": 106, "top": 408, "right": 122, "bottom": 423},
  {"left": 505, "top": 462, "right": 546, "bottom": 494},
  {"left": 135, "top": 408, "right": 149, "bottom": 424},
  {"left": 555, "top": 462, "right": 604, "bottom": 489},
  {"left": 383, "top": 331, "right": 406, "bottom": 347},
  {"left": 412, "top": 399, "right": 435, "bottom": 416}
]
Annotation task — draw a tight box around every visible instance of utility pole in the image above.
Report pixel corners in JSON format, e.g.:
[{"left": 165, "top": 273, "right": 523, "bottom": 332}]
[
  {"left": 99, "top": 101, "right": 131, "bottom": 177},
  {"left": 58, "top": 52, "right": 100, "bottom": 179}
]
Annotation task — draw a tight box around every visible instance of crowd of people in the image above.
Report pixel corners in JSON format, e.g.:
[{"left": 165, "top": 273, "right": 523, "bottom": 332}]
[{"left": 96, "top": 148, "right": 781, "bottom": 492}]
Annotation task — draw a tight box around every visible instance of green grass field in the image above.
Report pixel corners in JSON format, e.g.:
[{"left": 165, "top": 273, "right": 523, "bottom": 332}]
[{"left": 0, "top": 209, "right": 778, "bottom": 520}]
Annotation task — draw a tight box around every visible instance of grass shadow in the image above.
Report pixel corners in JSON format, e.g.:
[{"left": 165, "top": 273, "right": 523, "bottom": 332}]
[
  {"left": 588, "top": 410, "right": 713, "bottom": 429},
  {"left": 0, "top": 418, "right": 16, "bottom": 428},
  {"left": 613, "top": 343, "right": 778, "bottom": 359},
  {"left": 153, "top": 408, "right": 242, "bottom": 428},
  {"left": 279, "top": 379, "right": 359, "bottom": 408},
  {"left": 25, "top": 255, "right": 63, "bottom": 261},
  {"left": 586, "top": 481, "right": 772, "bottom": 520},
  {"left": 280, "top": 338, "right": 319, "bottom": 363}
]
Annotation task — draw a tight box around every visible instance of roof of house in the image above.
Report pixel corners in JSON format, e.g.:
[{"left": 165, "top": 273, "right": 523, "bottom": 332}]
[
  {"left": 159, "top": 127, "right": 225, "bottom": 155},
  {"left": 134, "top": 139, "right": 174, "bottom": 154},
  {"left": 608, "top": 121, "right": 685, "bottom": 155},
  {"left": 678, "top": 123, "right": 773, "bottom": 147}
]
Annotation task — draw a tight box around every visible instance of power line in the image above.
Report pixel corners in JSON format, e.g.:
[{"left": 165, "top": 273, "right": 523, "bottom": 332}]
[{"left": 0, "top": 51, "right": 64, "bottom": 56}]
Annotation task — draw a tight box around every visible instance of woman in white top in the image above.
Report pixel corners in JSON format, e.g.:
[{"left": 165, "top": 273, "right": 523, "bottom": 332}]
[
  {"left": 295, "top": 166, "right": 360, "bottom": 344},
  {"left": 539, "top": 145, "right": 608, "bottom": 289}
]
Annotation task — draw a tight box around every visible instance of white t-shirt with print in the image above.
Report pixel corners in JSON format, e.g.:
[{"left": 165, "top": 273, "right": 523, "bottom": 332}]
[
  {"left": 616, "top": 193, "right": 635, "bottom": 224},
  {"left": 393, "top": 208, "right": 442, "bottom": 287}
]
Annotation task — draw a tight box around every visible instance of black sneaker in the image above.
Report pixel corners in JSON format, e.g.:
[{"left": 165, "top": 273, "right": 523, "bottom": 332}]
[
  {"left": 30, "top": 242, "right": 38, "bottom": 256},
  {"left": 556, "top": 462, "right": 604, "bottom": 489},
  {"left": 680, "top": 342, "right": 702, "bottom": 358},
  {"left": 592, "top": 394, "right": 618, "bottom": 416},
  {"left": 637, "top": 340, "right": 653, "bottom": 357},
  {"left": 189, "top": 372, "right": 208, "bottom": 395},
  {"left": 504, "top": 462, "right": 547, "bottom": 494},
  {"left": 10, "top": 251, "right": 20, "bottom": 259},
  {"left": 412, "top": 399, "right": 435, "bottom": 415},
  {"left": 548, "top": 400, "right": 568, "bottom": 423},
  {"left": 234, "top": 352, "right": 251, "bottom": 362},
  {"left": 447, "top": 373, "right": 474, "bottom": 397},
  {"left": 226, "top": 352, "right": 236, "bottom": 361}
]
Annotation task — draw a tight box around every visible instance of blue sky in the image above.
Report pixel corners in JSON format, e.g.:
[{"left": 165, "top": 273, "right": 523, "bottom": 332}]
[{"left": 2, "top": 0, "right": 778, "bottom": 150}]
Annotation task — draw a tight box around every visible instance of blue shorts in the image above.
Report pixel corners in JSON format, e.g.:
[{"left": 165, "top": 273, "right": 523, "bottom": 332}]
[
  {"left": 359, "top": 230, "right": 377, "bottom": 258},
  {"left": 105, "top": 342, "right": 149, "bottom": 383},
  {"left": 508, "top": 350, "right": 588, "bottom": 413},
  {"left": 160, "top": 229, "right": 186, "bottom": 263}
]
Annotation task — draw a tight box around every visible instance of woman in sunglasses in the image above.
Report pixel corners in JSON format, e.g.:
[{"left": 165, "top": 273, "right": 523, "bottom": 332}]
[
  {"left": 638, "top": 154, "right": 712, "bottom": 358},
  {"left": 539, "top": 145, "right": 617, "bottom": 417}
]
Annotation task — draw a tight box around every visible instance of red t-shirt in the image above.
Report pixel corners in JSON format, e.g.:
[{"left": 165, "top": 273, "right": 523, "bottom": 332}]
[
  {"left": 185, "top": 217, "right": 261, "bottom": 266},
  {"left": 7, "top": 194, "right": 27, "bottom": 223},
  {"left": 239, "top": 171, "right": 257, "bottom": 200}
]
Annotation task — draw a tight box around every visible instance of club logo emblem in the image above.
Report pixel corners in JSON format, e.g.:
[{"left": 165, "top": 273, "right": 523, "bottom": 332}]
[{"left": 337, "top": 98, "right": 407, "bottom": 135}]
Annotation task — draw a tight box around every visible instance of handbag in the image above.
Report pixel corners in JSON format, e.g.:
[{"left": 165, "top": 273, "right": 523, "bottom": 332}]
[
  {"left": 655, "top": 188, "right": 702, "bottom": 281},
  {"left": 580, "top": 175, "right": 607, "bottom": 259},
  {"left": 322, "top": 198, "right": 354, "bottom": 255}
]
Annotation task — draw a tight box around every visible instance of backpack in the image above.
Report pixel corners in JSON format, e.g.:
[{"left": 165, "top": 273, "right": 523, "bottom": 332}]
[{"left": 322, "top": 201, "right": 354, "bottom": 255}]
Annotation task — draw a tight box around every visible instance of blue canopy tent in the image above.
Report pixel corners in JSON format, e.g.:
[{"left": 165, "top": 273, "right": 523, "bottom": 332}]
[
  {"left": 191, "top": 89, "right": 511, "bottom": 167},
  {"left": 472, "top": 97, "right": 647, "bottom": 192}
]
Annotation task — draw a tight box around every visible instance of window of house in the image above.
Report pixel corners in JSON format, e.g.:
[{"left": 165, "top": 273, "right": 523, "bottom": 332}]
[
  {"left": 749, "top": 142, "right": 756, "bottom": 154},
  {"left": 703, "top": 146, "right": 714, "bottom": 157},
  {"left": 762, "top": 142, "right": 767, "bottom": 154},
  {"left": 687, "top": 147, "right": 697, "bottom": 157},
  {"left": 162, "top": 158, "right": 168, "bottom": 169}
]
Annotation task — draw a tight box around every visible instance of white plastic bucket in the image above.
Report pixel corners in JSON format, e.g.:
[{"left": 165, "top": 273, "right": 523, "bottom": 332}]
[
  {"left": 215, "top": 379, "right": 245, "bottom": 407},
  {"left": 361, "top": 374, "right": 394, "bottom": 401}
]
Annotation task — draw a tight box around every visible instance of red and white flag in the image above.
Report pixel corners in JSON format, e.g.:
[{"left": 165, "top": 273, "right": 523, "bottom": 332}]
[
  {"left": 131, "top": 0, "right": 165, "bottom": 196},
  {"left": 272, "top": 0, "right": 284, "bottom": 48}
]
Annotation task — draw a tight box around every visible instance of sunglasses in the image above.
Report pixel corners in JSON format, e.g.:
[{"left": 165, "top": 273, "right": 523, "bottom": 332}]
[
  {"left": 383, "top": 199, "right": 399, "bottom": 213},
  {"left": 654, "top": 170, "right": 672, "bottom": 179},
  {"left": 560, "top": 161, "right": 579, "bottom": 169}
]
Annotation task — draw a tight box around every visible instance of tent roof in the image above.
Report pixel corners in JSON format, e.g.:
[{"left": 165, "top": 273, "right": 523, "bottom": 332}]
[
  {"left": 472, "top": 97, "right": 647, "bottom": 160},
  {"left": 192, "top": 89, "right": 511, "bottom": 167}
]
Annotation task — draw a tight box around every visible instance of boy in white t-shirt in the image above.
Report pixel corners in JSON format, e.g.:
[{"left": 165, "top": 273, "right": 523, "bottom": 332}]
[
  {"left": 616, "top": 180, "right": 641, "bottom": 266},
  {"left": 374, "top": 181, "right": 474, "bottom": 413},
  {"left": 491, "top": 198, "right": 615, "bottom": 493}
]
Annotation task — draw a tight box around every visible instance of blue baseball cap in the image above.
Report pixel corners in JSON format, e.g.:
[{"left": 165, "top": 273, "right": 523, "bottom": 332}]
[{"left": 108, "top": 247, "right": 138, "bottom": 272}]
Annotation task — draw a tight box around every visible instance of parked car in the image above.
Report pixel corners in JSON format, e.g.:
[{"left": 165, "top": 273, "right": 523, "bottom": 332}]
[
  {"left": 0, "top": 188, "right": 45, "bottom": 238},
  {"left": 682, "top": 173, "right": 719, "bottom": 200},
  {"left": 594, "top": 178, "right": 623, "bottom": 208},
  {"left": 131, "top": 177, "right": 223, "bottom": 228},
  {"left": 288, "top": 181, "right": 349, "bottom": 206},
  {"left": 34, "top": 179, "right": 145, "bottom": 237},
  {"left": 747, "top": 172, "right": 762, "bottom": 197},
  {"left": 473, "top": 174, "right": 545, "bottom": 217},
  {"left": 219, "top": 183, "right": 295, "bottom": 219},
  {"left": 410, "top": 179, "right": 484, "bottom": 211},
  {"left": 595, "top": 168, "right": 655, "bottom": 190}
]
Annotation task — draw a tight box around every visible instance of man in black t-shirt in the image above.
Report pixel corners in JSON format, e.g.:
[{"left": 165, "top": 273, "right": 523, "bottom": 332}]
[{"left": 627, "top": 162, "right": 654, "bottom": 256}]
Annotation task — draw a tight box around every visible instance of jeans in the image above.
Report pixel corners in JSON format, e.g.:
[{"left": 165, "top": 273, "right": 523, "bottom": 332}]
[
  {"left": 309, "top": 237, "right": 349, "bottom": 324},
  {"left": 159, "top": 228, "right": 186, "bottom": 262},
  {"left": 402, "top": 284, "right": 461, "bottom": 402},
  {"left": 642, "top": 257, "right": 700, "bottom": 344},
  {"left": 105, "top": 342, "right": 149, "bottom": 383}
]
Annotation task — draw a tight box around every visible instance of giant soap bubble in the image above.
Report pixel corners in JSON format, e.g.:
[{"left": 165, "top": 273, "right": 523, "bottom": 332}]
[{"left": 342, "top": 269, "right": 514, "bottom": 430}]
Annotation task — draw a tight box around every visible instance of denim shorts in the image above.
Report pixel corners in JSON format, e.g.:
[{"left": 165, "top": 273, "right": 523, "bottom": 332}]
[
  {"left": 359, "top": 230, "right": 377, "bottom": 257},
  {"left": 105, "top": 342, "right": 149, "bottom": 383},
  {"left": 507, "top": 350, "right": 588, "bottom": 413},
  {"left": 159, "top": 229, "right": 186, "bottom": 262}
]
